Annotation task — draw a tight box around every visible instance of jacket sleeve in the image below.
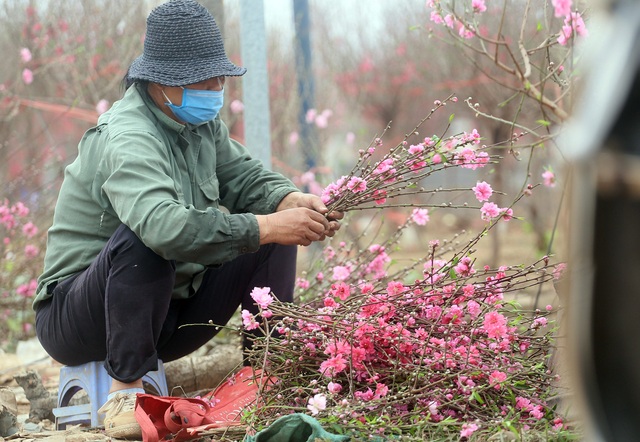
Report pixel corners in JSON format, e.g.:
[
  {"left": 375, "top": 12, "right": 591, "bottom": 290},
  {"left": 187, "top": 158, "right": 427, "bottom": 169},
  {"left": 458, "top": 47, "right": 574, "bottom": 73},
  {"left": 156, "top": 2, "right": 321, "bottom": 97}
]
[
  {"left": 210, "top": 120, "right": 300, "bottom": 215},
  {"left": 99, "top": 129, "right": 261, "bottom": 266}
]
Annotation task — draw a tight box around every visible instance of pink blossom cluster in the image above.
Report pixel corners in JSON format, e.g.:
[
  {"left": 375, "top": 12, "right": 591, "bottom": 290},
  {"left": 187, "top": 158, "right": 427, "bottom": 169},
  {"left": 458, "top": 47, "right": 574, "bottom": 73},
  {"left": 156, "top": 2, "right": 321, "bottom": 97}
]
[
  {"left": 320, "top": 126, "right": 491, "bottom": 214},
  {"left": 472, "top": 181, "right": 514, "bottom": 222},
  {"left": 552, "top": 0, "right": 588, "bottom": 46},
  {"left": 16, "top": 279, "right": 38, "bottom": 298},
  {"left": 428, "top": 0, "right": 587, "bottom": 48},
  {"left": 1, "top": 200, "right": 40, "bottom": 251},
  {"left": 428, "top": 0, "right": 482, "bottom": 40},
  {"left": 0, "top": 200, "right": 30, "bottom": 231},
  {"left": 1, "top": 199, "right": 42, "bottom": 339},
  {"left": 557, "top": 11, "right": 588, "bottom": 46},
  {"left": 248, "top": 251, "right": 562, "bottom": 436},
  {"left": 295, "top": 241, "right": 393, "bottom": 297},
  {"left": 241, "top": 286, "right": 275, "bottom": 330},
  {"left": 305, "top": 108, "right": 333, "bottom": 129},
  {"left": 542, "top": 169, "right": 556, "bottom": 188}
]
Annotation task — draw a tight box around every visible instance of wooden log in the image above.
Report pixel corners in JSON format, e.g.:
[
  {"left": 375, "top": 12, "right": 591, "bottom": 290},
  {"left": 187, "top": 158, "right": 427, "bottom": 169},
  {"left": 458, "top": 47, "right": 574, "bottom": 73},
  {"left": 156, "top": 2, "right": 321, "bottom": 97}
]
[
  {"left": 164, "top": 345, "right": 243, "bottom": 395},
  {"left": 13, "top": 371, "right": 56, "bottom": 423}
]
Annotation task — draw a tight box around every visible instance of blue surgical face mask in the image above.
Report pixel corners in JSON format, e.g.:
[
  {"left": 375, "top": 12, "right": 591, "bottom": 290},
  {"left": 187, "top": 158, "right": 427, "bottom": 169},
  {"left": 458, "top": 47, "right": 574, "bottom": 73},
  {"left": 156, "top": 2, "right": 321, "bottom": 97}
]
[{"left": 162, "top": 87, "right": 224, "bottom": 125}]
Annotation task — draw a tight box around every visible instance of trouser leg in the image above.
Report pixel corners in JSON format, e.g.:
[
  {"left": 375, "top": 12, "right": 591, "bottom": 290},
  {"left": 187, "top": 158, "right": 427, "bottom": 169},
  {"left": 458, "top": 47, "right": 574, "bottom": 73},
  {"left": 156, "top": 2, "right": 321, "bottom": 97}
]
[
  {"left": 36, "top": 223, "right": 297, "bottom": 381},
  {"left": 156, "top": 243, "right": 297, "bottom": 362},
  {"left": 36, "top": 224, "right": 175, "bottom": 383}
]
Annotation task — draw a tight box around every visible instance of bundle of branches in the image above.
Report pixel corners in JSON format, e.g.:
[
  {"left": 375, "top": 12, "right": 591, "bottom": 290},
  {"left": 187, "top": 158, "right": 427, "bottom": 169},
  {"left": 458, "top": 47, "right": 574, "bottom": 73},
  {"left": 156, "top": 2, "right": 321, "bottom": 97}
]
[
  {"left": 243, "top": 245, "right": 569, "bottom": 440},
  {"left": 237, "top": 100, "right": 575, "bottom": 440}
]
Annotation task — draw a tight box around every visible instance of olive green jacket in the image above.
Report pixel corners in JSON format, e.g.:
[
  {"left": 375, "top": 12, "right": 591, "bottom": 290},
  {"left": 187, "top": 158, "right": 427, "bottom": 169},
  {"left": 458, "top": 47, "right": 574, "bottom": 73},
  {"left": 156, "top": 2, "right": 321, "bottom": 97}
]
[{"left": 34, "top": 83, "right": 298, "bottom": 309}]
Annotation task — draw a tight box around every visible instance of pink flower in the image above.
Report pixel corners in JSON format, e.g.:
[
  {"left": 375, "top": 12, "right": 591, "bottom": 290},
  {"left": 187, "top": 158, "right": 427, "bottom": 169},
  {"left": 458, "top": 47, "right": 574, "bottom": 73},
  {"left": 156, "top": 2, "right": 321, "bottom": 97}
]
[
  {"left": 230, "top": 99, "right": 244, "bottom": 114},
  {"left": 319, "top": 355, "right": 347, "bottom": 377},
  {"left": 530, "top": 405, "right": 544, "bottom": 419},
  {"left": 324, "top": 340, "right": 351, "bottom": 357},
  {"left": 475, "top": 151, "right": 490, "bottom": 167},
  {"left": 346, "top": 132, "right": 355, "bottom": 145},
  {"left": 557, "top": 24, "right": 573, "bottom": 46},
  {"left": 327, "top": 381, "right": 342, "bottom": 394},
  {"left": 289, "top": 131, "right": 299, "bottom": 145},
  {"left": 444, "top": 14, "right": 455, "bottom": 28},
  {"left": 330, "top": 282, "right": 351, "bottom": 301},
  {"left": 323, "top": 246, "right": 336, "bottom": 261},
  {"left": 551, "top": 0, "right": 572, "bottom": 18},
  {"left": 430, "top": 10, "right": 444, "bottom": 24},
  {"left": 22, "top": 68, "right": 34, "bottom": 85},
  {"left": 500, "top": 207, "right": 514, "bottom": 221},
  {"left": 570, "top": 12, "right": 588, "bottom": 37},
  {"left": 20, "top": 47, "right": 32, "bottom": 62},
  {"left": 531, "top": 317, "right": 548, "bottom": 329},
  {"left": 241, "top": 309, "right": 259, "bottom": 330},
  {"left": 22, "top": 222, "right": 38, "bottom": 238},
  {"left": 466, "top": 300, "right": 481, "bottom": 318},
  {"left": 472, "top": 181, "right": 493, "bottom": 202},
  {"left": 11, "top": 202, "right": 29, "bottom": 217},
  {"left": 386, "top": 280, "right": 405, "bottom": 296},
  {"left": 483, "top": 311, "right": 508, "bottom": 339},
  {"left": 305, "top": 108, "right": 317, "bottom": 123},
  {"left": 557, "top": 12, "right": 588, "bottom": 46},
  {"left": 373, "top": 158, "right": 395, "bottom": 175},
  {"left": 250, "top": 286, "right": 274, "bottom": 310},
  {"left": 542, "top": 170, "right": 556, "bottom": 187},
  {"left": 408, "top": 144, "right": 424, "bottom": 155},
  {"left": 323, "top": 297, "right": 337, "bottom": 308},
  {"left": 553, "top": 262, "right": 567, "bottom": 280},
  {"left": 24, "top": 244, "right": 39, "bottom": 258},
  {"left": 306, "top": 393, "right": 327, "bottom": 415},
  {"left": 296, "top": 277, "right": 310, "bottom": 289},
  {"left": 331, "top": 265, "right": 351, "bottom": 281},
  {"left": 472, "top": 0, "right": 487, "bottom": 13},
  {"left": 489, "top": 370, "right": 508, "bottom": 389},
  {"left": 3, "top": 209, "right": 17, "bottom": 229},
  {"left": 373, "top": 189, "right": 387, "bottom": 205},
  {"left": 96, "top": 99, "right": 110, "bottom": 115},
  {"left": 516, "top": 396, "right": 533, "bottom": 411},
  {"left": 411, "top": 208, "right": 429, "bottom": 225},
  {"left": 460, "top": 422, "right": 479, "bottom": 438},
  {"left": 462, "top": 284, "right": 475, "bottom": 297},
  {"left": 374, "top": 383, "right": 389, "bottom": 399},
  {"left": 454, "top": 256, "right": 475, "bottom": 277},
  {"left": 354, "top": 388, "right": 374, "bottom": 402},
  {"left": 16, "top": 279, "right": 37, "bottom": 298},
  {"left": 315, "top": 114, "right": 328, "bottom": 128},
  {"left": 480, "top": 202, "right": 500, "bottom": 221},
  {"left": 458, "top": 23, "right": 475, "bottom": 39},
  {"left": 347, "top": 176, "right": 367, "bottom": 193}
]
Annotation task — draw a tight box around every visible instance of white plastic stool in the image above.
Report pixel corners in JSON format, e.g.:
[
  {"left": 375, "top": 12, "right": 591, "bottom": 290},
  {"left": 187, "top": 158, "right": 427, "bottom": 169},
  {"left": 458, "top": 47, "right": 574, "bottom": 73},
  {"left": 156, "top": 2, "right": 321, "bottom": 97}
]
[{"left": 53, "top": 360, "right": 168, "bottom": 429}]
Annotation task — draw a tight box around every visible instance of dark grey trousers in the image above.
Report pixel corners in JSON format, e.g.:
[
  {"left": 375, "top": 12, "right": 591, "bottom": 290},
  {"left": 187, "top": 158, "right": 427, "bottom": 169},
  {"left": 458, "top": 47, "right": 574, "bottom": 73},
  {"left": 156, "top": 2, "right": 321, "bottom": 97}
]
[{"left": 35, "top": 224, "right": 296, "bottom": 383}]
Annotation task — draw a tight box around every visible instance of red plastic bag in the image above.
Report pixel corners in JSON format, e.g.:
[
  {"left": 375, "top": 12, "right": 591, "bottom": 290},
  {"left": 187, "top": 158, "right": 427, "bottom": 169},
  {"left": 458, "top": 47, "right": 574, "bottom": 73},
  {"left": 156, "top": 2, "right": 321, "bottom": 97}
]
[{"left": 135, "top": 366, "right": 268, "bottom": 442}]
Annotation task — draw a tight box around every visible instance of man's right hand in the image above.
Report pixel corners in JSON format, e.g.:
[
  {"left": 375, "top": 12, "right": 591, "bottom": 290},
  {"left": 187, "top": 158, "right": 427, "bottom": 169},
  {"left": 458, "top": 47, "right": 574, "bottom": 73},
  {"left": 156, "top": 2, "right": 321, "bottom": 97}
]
[{"left": 256, "top": 208, "right": 330, "bottom": 246}]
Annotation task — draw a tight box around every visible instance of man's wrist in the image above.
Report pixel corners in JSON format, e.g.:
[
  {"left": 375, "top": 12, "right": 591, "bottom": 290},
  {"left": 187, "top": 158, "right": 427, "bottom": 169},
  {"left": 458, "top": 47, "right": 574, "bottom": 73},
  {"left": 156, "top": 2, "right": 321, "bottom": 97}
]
[{"left": 276, "top": 191, "right": 302, "bottom": 211}]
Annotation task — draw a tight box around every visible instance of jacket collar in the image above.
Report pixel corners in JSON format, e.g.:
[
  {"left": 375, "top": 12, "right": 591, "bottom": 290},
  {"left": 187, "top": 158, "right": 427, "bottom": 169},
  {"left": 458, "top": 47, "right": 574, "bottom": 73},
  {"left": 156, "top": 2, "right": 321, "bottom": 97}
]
[{"left": 135, "top": 82, "right": 187, "bottom": 134}]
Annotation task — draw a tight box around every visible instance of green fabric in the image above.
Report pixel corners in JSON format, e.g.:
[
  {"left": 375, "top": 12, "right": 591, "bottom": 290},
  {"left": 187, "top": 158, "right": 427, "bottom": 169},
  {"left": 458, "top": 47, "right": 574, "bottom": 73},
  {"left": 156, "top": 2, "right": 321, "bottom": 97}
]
[
  {"left": 35, "top": 83, "right": 298, "bottom": 309},
  {"left": 244, "top": 414, "right": 350, "bottom": 442}
]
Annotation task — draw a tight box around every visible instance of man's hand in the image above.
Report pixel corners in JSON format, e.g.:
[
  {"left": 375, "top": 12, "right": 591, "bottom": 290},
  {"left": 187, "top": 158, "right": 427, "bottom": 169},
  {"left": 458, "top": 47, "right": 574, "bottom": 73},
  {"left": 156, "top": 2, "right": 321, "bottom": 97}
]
[
  {"left": 257, "top": 192, "right": 343, "bottom": 245},
  {"left": 256, "top": 208, "right": 328, "bottom": 246}
]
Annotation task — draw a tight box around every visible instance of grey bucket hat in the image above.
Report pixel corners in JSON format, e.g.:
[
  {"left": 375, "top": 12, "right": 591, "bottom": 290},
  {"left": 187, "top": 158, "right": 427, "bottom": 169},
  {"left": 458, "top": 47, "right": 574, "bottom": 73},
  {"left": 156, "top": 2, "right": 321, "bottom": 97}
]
[{"left": 128, "top": 0, "right": 246, "bottom": 86}]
